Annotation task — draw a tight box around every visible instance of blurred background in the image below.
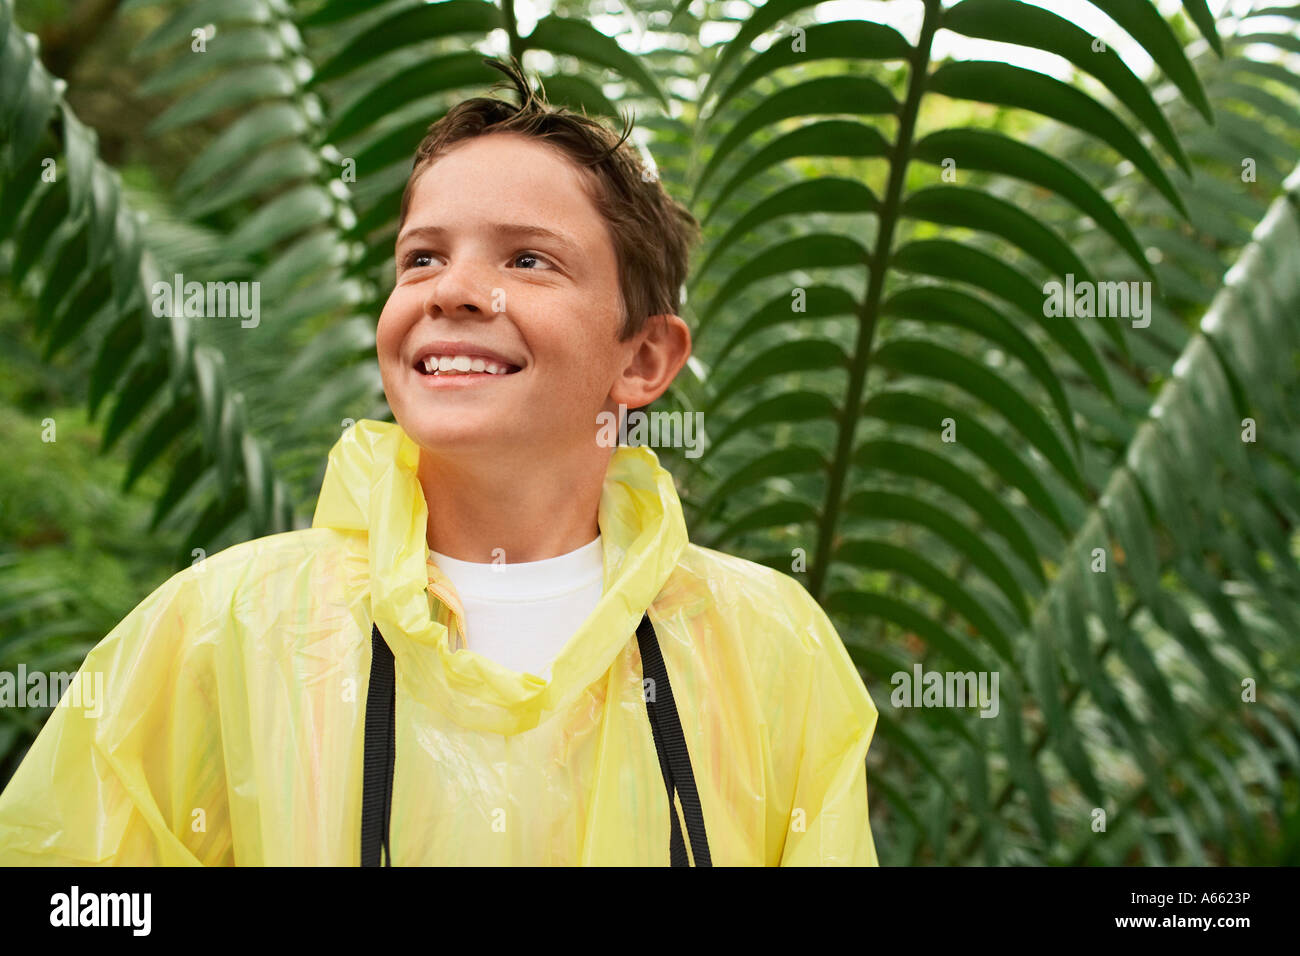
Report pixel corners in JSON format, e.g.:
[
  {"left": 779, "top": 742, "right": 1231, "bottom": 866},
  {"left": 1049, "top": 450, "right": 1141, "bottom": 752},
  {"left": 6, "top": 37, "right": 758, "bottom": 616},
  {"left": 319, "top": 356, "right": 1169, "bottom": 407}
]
[{"left": 2, "top": 0, "right": 1300, "bottom": 864}]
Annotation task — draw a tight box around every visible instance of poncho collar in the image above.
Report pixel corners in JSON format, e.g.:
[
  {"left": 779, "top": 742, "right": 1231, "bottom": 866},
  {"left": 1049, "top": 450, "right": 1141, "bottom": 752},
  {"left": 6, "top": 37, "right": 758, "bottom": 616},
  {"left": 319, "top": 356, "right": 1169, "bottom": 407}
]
[{"left": 311, "top": 419, "right": 688, "bottom": 735}]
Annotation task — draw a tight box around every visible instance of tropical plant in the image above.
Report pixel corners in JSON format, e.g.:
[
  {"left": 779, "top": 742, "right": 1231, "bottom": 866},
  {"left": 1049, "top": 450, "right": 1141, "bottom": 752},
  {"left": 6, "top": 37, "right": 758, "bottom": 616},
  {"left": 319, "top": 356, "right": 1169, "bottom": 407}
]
[{"left": 2, "top": 0, "right": 1299, "bottom": 864}]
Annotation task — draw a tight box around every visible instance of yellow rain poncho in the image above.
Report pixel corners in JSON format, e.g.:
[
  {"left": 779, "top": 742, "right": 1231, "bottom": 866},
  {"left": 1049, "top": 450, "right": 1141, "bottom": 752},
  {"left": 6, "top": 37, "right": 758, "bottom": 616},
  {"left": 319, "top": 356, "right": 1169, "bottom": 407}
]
[{"left": 0, "top": 420, "right": 879, "bottom": 865}]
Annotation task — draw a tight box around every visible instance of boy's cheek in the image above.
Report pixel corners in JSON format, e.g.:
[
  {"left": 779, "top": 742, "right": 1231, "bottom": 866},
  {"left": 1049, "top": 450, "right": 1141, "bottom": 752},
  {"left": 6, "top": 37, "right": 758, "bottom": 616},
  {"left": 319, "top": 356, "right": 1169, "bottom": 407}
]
[
  {"left": 374, "top": 336, "right": 410, "bottom": 410},
  {"left": 375, "top": 309, "right": 408, "bottom": 368}
]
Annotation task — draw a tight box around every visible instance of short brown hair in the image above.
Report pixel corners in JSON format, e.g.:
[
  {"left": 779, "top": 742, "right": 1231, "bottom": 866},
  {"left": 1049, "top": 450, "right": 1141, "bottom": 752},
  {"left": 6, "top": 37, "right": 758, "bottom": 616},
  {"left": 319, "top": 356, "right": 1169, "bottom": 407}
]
[{"left": 397, "top": 58, "right": 700, "bottom": 340}]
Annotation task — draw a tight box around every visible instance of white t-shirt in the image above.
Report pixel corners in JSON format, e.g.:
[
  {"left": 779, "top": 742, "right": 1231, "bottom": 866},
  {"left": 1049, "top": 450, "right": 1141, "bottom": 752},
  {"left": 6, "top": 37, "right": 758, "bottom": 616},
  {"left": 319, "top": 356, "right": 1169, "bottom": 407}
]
[{"left": 429, "top": 535, "right": 604, "bottom": 680}]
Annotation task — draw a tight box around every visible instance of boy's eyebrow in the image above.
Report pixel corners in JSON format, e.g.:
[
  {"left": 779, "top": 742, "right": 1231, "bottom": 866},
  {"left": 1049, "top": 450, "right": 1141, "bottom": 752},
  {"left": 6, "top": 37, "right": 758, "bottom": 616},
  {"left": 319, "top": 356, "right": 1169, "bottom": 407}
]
[{"left": 396, "top": 222, "right": 582, "bottom": 257}]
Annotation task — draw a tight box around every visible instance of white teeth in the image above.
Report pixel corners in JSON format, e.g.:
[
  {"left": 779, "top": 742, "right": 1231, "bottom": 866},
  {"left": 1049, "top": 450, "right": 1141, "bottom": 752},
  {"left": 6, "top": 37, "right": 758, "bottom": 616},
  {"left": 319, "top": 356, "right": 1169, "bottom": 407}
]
[{"left": 418, "top": 354, "right": 517, "bottom": 376}]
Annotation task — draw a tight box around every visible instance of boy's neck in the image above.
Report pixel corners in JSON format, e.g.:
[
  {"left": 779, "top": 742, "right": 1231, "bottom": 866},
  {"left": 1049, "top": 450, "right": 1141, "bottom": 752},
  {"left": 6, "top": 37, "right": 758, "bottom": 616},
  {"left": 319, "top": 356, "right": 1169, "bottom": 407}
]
[{"left": 417, "top": 445, "right": 607, "bottom": 564}]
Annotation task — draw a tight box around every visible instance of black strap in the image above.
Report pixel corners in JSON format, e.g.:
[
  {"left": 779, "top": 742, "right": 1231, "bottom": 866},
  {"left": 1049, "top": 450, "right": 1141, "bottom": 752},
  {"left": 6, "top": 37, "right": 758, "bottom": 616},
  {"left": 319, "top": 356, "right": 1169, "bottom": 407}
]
[
  {"left": 636, "top": 613, "right": 712, "bottom": 866},
  {"left": 360, "top": 613, "right": 710, "bottom": 866},
  {"left": 360, "top": 625, "right": 395, "bottom": 866}
]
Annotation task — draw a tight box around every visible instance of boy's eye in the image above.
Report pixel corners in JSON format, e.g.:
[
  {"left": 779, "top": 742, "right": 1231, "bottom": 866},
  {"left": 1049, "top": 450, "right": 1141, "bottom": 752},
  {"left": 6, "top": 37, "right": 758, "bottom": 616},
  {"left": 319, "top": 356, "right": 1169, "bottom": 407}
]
[
  {"left": 399, "top": 250, "right": 554, "bottom": 271},
  {"left": 512, "top": 251, "right": 554, "bottom": 270},
  {"left": 401, "top": 250, "right": 435, "bottom": 269}
]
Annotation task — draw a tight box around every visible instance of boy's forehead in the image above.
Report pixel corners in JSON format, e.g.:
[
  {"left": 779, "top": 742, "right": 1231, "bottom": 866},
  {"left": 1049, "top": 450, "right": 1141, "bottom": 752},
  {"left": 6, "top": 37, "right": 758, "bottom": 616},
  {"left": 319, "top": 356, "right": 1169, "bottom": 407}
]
[
  {"left": 403, "top": 135, "right": 606, "bottom": 241},
  {"left": 414, "top": 134, "right": 588, "bottom": 202}
]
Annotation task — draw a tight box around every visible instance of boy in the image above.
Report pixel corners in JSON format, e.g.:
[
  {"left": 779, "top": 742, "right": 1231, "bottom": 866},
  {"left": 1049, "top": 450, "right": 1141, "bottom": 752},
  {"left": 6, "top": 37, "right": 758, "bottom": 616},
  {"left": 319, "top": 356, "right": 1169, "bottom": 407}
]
[{"left": 0, "top": 60, "right": 879, "bottom": 866}]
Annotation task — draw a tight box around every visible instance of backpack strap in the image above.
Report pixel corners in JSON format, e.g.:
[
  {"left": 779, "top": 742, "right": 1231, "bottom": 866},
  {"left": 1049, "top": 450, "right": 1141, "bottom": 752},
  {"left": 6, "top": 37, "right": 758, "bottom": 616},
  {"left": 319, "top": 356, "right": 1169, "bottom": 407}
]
[
  {"left": 360, "top": 625, "right": 395, "bottom": 866},
  {"left": 636, "top": 613, "right": 712, "bottom": 866},
  {"left": 360, "top": 613, "right": 710, "bottom": 866}
]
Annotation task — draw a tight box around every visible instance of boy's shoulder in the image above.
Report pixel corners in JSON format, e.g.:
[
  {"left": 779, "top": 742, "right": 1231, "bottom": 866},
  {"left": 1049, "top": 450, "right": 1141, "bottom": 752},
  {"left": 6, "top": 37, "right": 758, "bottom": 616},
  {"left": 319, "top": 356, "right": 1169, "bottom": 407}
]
[
  {"left": 149, "top": 526, "right": 360, "bottom": 607},
  {"left": 189, "top": 526, "right": 355, "bottom": 576},
  {"left": 79, "top": 527, "right": 361, "bottom": 668},
  {"left": 669, "top": 542, "right": 839, "bottom": 655}
]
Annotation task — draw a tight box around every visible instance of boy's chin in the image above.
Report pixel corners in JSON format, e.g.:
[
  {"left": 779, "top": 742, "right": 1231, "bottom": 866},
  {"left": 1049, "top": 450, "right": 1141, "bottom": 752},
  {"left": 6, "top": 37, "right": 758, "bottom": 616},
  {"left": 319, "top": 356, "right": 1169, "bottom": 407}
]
[{"left": 391, "top": 409, "right": 517, "bottom": 453}]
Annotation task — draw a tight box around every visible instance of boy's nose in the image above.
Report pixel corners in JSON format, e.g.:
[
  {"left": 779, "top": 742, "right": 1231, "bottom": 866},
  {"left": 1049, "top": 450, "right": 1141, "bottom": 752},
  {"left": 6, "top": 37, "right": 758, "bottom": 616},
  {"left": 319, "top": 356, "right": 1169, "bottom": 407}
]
[{"left": 421, "top": 260, "right": 499, "bottom": 319}]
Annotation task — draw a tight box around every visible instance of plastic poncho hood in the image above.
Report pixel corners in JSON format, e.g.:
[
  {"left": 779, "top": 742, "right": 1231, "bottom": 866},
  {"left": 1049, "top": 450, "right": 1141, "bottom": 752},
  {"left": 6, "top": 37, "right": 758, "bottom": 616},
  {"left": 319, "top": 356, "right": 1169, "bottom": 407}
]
[
  {"left": 0, "top": 420, "right": 880, "bottom": 865},
  {"left": 313, "top": 420, "right": 688, "bottom": 736}
]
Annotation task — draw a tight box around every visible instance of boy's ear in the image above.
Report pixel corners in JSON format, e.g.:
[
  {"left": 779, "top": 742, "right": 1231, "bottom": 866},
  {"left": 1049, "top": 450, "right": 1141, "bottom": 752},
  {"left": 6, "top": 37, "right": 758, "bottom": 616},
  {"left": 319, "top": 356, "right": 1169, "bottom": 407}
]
[{"left": 611, "top": 313, "right": 692, "bottom": 409}]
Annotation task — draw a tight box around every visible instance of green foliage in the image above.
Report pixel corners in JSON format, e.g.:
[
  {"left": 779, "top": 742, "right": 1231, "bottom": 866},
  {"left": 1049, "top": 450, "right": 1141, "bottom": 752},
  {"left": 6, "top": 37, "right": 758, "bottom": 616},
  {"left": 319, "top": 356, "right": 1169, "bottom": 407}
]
[{"left": 0, "top": 304, "right": 182, "bottom": 786}]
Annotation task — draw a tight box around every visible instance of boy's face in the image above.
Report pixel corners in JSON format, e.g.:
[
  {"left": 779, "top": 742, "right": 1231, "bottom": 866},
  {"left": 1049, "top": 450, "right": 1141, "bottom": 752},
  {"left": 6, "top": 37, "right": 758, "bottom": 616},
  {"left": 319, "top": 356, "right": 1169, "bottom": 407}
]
[{"left": 378, "top": 131, "right": 635, "bottom": 457}]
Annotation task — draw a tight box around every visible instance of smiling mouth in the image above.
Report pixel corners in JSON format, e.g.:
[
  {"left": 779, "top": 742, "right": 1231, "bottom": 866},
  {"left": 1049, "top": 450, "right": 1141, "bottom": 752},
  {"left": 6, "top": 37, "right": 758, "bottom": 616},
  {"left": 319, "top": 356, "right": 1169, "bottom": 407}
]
[{"left": 413, "top": 355, "right": 522, "bottom": 377}]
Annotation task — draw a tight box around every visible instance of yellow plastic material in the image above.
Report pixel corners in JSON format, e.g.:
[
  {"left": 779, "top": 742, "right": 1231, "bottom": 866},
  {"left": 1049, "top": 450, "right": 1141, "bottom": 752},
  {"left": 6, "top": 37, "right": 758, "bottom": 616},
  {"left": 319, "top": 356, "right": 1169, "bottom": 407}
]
[{"left": 0, "top": 420, "right": 879, "bottom": 865}]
